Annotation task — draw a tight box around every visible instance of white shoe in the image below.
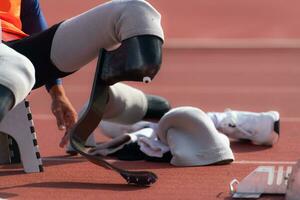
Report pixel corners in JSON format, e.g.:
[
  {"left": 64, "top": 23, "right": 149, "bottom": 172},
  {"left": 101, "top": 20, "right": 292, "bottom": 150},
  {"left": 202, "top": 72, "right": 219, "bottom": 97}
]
[{"left": 218, "top": 110, "right": 280, "bottom": 146}]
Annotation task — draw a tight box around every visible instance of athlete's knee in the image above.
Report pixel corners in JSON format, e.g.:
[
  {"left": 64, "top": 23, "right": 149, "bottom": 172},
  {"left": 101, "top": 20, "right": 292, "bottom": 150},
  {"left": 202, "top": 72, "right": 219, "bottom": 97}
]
[
  {"left": 117, "top": 0, "right": 164, "bottom": 41},
  {"left": 0, "top": 44, "right": 35, "bottom": 107}
]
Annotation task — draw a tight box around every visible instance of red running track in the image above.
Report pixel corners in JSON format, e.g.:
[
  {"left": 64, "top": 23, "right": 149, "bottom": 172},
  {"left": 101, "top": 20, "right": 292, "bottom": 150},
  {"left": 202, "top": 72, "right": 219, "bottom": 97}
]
[{"left": 1, "top": 1, "right": 300, "bottom": 199}]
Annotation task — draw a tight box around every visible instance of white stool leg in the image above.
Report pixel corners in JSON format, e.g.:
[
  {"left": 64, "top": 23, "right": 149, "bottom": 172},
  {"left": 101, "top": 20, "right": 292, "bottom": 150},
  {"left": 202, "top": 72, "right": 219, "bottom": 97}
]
[{"left": 0, "top": 100, "right": 43, "bottom": 173}]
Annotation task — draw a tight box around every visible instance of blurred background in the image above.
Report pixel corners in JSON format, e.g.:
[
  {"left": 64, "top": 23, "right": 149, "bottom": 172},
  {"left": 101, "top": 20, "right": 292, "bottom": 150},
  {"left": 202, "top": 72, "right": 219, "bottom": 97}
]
[
  {"left": 41, "top": 0, "right": 300, "bottom": 40},
  {"left": 34, "top": 0, "right": 300, "bottom": 115}
]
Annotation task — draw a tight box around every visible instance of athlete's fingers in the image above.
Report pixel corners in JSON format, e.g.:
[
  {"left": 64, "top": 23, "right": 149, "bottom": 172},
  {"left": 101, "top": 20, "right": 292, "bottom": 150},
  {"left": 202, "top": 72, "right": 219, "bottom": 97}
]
[
  {"left": 53, "top": 108, "right": 66, "bottom": 130},
  {"left": 64, "top": 110, "right": 77, "bottom": 131},
  {"left": 59, "top": 131, "right": 69, "bottom": 148}
]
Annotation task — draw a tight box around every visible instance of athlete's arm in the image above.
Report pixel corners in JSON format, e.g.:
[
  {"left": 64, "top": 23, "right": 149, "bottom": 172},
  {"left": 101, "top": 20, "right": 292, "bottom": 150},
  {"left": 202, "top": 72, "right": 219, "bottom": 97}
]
[
  {"left": 20, "top": 0, "right": 61, "bottom": 90},
  {"left": 20, "top": 0, "right": 47, "bottom": 34},
  {"left": 20, "top": 0, "right": 78, "bottom": 133}
]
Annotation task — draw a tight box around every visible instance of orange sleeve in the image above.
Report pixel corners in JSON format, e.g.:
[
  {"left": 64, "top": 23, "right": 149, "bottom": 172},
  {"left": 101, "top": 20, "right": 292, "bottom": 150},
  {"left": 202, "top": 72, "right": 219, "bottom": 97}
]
[{"left": 0, "top": 0, "right": 28, "bottom": 40}]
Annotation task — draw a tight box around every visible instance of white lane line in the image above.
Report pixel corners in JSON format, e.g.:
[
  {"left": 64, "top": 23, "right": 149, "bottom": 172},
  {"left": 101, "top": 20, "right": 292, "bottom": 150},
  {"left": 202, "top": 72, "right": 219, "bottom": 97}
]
[
  {"left": 234, "top": 160, "right": 296, "bottom": 165},
  {"left": 276, "top": 166, "right": 284, "bottom": 185},
  {"left": 165, "top": 38, "right": 300, "bottom": 49},
  {"left": 286, "top": 166, "right": 293, "bottom": 185},
  {"left": 137, "top": 86, "right": 300, "bottom": 94},
  {"left": 42, "top": 157, "right": 297, "bottom": 165}
]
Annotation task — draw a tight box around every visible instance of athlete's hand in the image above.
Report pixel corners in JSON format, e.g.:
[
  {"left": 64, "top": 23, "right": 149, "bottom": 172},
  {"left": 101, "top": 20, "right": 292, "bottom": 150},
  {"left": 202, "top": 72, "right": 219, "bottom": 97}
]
[{"left": 49, "top": 84, "right": 77, "bottom": 146}]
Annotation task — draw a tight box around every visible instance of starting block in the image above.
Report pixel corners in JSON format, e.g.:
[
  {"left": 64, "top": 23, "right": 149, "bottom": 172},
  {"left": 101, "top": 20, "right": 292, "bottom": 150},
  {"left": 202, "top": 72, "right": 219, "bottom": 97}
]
[
  {"left": 286, "top": 161, "right": 300, "bottom": 200},
  {"left": 0, "top": 134, "right": 20, "bottom": 164},
  {"left": 230, "top": 161, "right": 300, "bottom": 199},
  {"left": 0, "top": 100, "right": 43, "bottom": 173}
]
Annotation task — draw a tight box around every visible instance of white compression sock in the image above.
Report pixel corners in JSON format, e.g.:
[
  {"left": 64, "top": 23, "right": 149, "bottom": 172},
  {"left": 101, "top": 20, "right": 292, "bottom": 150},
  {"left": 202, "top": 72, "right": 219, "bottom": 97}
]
[
  {"left": 103, "top": 83, "right": 148, "bottom": 124},
  {"left": 50, "top": 0, "right": 164, "bottom": 73},
  {"left": 0, "top": 43, "right": 35, "bottom": 107}
]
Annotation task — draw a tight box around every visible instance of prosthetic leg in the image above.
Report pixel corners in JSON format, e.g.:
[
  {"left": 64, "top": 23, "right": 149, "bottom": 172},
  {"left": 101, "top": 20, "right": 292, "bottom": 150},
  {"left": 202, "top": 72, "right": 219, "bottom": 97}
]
[
  {"left": 0, "top": 85, "right": 14, "bottom": 123},
  {"left": 69, "top": 35, "right": 163, "bottom": 186},
  {"left": 0, "top": 85, "right": 15, "bottom": 163}
]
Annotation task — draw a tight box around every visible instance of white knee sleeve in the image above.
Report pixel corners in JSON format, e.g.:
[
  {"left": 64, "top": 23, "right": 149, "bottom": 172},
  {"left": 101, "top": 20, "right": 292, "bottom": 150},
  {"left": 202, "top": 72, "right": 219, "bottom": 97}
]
[
  {"left": 156, "top": 107, "right": 234, "bottom": 166},
  {"left": 115, "top": 0, "right": 164, "bottom": 41},
  {"left": 51, "top": 0, "right": 164, "bottom": 72},
  {"left": 0, "top": 43, "right": 35, "bottom": 107},
  {"left": 103, "top": 83, "right": 147, "bottom": 124}
]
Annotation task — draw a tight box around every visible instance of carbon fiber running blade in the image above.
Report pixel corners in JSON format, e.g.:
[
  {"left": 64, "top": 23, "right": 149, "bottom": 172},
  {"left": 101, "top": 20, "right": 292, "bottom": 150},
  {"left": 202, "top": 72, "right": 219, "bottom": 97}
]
[
  {"left": 69, "top": 50, "right": 109, "bottom": 143},
  {"left": 70, "top": 135, "right": 158, "bottom": 186},
  {"left": 69, "top": 48, "right": 158, "bottom": 186}
]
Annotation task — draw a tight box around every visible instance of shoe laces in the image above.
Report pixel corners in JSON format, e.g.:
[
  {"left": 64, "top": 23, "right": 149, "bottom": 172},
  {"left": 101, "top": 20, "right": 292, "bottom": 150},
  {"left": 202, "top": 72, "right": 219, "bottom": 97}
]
[{"left": 220, "top": 110, "right": 255, "bottom": 138}]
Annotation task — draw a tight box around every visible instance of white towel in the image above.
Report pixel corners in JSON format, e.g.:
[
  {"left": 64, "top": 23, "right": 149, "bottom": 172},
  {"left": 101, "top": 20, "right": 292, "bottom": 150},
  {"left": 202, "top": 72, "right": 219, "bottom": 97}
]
[{"left": 91, "top": 125, "right": 169, "bottom": 158}]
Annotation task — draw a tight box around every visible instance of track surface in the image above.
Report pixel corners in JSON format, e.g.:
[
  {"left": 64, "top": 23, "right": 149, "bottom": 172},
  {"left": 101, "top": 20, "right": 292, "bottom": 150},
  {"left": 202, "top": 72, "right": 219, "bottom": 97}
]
[{"left": 1, "top": 1, "right": 300, "bottom": 199}]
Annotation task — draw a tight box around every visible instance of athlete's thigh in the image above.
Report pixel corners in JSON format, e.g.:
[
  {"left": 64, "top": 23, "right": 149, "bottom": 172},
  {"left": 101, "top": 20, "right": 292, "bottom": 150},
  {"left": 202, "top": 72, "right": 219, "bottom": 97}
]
[{"left": 5, "top": 23, "right": 72, "bottom": 89}]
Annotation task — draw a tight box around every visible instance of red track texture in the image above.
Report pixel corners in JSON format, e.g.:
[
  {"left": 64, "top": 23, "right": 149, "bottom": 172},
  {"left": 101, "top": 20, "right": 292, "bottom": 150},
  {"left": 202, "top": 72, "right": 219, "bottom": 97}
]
[{"left": 1, "top": 1, "right": 300, "bottom": 199}]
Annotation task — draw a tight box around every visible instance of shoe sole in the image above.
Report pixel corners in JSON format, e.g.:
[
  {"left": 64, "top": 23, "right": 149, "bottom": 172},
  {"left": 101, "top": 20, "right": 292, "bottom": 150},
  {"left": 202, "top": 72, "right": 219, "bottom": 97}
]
[
  {"left": 66, "top": 150, "right": 78, "bottom": 156},
  {"left": 274, "top": 120, "right": 280, "bottom": 135},
  {"left": 266, "top": 111, "right": 280, "bottom": 135}
]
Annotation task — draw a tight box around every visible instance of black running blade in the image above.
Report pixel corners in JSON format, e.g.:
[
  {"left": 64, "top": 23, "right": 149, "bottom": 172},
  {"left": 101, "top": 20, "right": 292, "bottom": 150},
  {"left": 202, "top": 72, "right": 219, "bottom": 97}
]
[{"left": 120, "top": 170, "right": 158, "bottom": 186}]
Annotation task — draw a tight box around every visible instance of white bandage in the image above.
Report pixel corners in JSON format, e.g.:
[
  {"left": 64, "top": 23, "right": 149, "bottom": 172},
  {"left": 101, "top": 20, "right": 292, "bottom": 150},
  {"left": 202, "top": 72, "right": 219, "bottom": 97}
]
[
  {"left": 0, "top": 43, "right": 35, "bottom": 107},
  {"left": 156, "top": 107, "right": 234, "bottom": 166},
  {"left": 103, "top": 83, "right": 148, "bottom": 124}
]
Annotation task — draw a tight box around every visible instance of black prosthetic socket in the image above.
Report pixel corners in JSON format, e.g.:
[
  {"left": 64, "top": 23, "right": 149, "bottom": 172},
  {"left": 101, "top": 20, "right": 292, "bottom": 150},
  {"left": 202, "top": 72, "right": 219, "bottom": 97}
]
[
  {"left": 0, "top": 85, "right": 14, "bottom": 123},
  {"left": 144, "top": 94, "right": 171, "bottom": 120},
  {"left": 70, "top": 35, "right": 163, "bottom": 186},
  {"left": 100, "top": 35, "right": 163, "bottom": 85}
]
